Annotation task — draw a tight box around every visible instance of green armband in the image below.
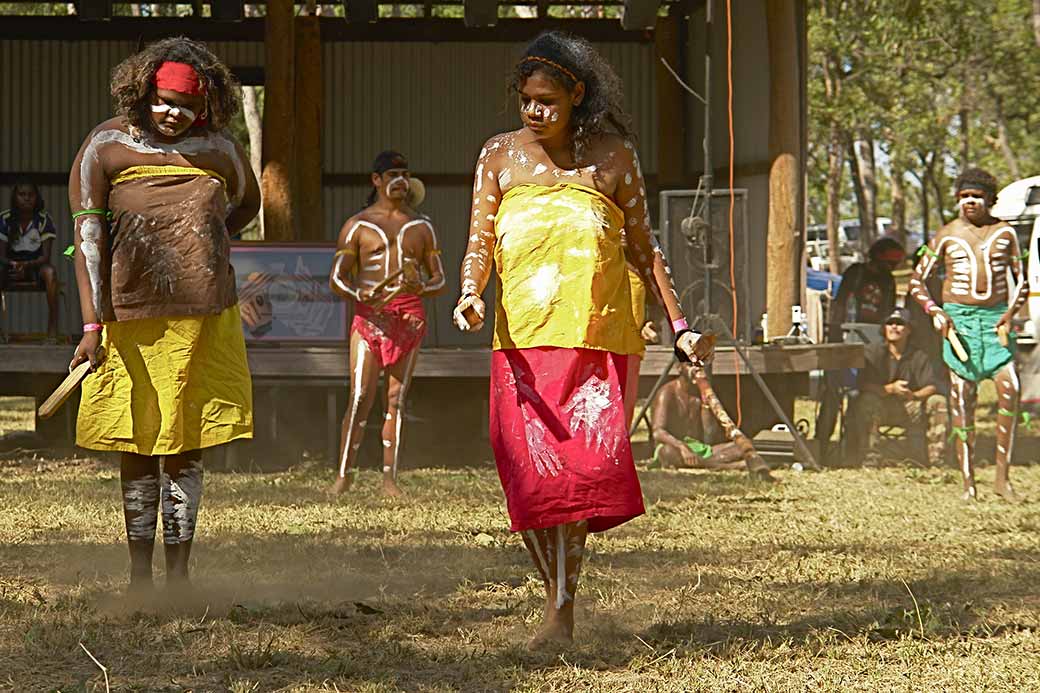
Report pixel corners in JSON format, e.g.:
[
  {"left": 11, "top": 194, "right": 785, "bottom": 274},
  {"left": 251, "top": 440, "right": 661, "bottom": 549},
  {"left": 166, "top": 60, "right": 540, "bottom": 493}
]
[
  {"left": 916, "top": 245, "right": 937, "bottom": 259},
  {"left": 72, "top": 208, "right": 111, "bottom": 220},
  {"left": 948, "top": 425, "right": 975, "bottom": 442}
]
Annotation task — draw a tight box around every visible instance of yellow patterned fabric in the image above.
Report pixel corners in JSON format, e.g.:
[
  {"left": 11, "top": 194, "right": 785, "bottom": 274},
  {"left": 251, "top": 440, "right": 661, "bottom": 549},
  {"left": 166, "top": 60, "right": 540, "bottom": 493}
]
[
  {"left": 628, "top": 266, "right": 647, "bottom": 356},
  {"left": 492, "top": 183, "right": 643, "bottom": 354},
  {"left": 111, "top": 165, "right": 226, "bottom": 188},
  {"left": 77, "top": 304, "right": 253, "bottom": 455}
]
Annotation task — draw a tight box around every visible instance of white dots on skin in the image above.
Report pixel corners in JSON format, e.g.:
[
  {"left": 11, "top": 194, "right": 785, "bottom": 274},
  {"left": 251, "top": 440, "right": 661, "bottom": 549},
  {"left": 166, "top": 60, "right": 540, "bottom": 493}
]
[
  {"left": 533, "top": 164, "right": 548, "bottom": 176},
  {"left": 624, "top": 173, "right": 632, "bottom": 185}
]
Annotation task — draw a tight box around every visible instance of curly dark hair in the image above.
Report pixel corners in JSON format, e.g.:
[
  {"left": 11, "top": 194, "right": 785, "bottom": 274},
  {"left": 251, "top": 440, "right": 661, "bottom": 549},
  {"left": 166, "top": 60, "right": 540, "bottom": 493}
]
[
  {"left": 5, "top": 180, "right": 45, "bottom": 246},
  {"left": 511, "top": 31, "right": 634, "bottom": 162},
  {"left": 954, "top": 167, "right": 999, "bottom": 203},
  {"left": 110, "top": 37, "right": 241, "bottom": 133}
]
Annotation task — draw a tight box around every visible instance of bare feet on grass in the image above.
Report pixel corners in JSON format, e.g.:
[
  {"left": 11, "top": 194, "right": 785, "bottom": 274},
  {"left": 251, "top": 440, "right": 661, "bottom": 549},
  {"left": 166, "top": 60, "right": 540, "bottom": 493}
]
[
  {"left": 527, "top": 613, "right": 574, "bottom": 651},
  {"left": 382, "top": 475, "right": 403, "bottom": 497},
  {"left": 327, "top": 471, "right": 356, "bottom": 496},
  {"left": 994, "top": 479, "right": 1021, "bottom": 503}
]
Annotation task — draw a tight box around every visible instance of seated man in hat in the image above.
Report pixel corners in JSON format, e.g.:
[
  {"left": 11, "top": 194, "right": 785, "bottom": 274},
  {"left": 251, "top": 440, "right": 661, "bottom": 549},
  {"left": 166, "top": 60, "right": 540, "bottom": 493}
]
[{"left": 846, "top": 308, "right": 947, "bottom": 466}]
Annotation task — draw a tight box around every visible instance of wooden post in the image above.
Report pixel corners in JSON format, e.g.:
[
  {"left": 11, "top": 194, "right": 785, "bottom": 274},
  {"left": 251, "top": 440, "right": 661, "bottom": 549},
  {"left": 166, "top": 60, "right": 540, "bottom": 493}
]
[
  {"left": 765, "top": 0, "right": 801, "bottom": 339},
  {"left": 295, "top": 15, "right": 324, "bottom": 241},
  {"left": 655, "top": 11, "right": 684, "bottom": 187},
  {"left": 261, "top": 0, "right": 296, "bottom": 241}
]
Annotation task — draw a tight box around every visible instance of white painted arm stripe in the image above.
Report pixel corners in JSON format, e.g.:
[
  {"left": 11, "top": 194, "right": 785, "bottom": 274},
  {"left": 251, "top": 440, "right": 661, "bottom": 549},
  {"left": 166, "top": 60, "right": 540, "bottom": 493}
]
[{"left": 332, "top": 253, "right": 360, "bottom": 300}]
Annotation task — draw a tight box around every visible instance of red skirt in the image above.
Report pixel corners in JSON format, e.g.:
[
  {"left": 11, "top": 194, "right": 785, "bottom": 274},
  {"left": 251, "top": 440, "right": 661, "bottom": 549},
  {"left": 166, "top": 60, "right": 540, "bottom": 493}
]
[
  {"left": 352, "top": 295, "right": 427, "bottom": 368},
  {"left": 490, "top": 347, "right": 645, "bottom": 533}
]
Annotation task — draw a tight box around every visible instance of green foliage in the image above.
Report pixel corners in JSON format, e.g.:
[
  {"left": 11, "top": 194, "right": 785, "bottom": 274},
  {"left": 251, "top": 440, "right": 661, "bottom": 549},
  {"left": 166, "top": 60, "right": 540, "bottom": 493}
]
[{"left": 809, "top": 0, "right": 1040, "bottom": 230}]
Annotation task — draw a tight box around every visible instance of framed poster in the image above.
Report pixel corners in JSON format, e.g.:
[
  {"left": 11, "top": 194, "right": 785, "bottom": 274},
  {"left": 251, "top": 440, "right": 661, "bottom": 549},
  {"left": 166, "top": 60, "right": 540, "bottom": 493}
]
[{"left": 231, "top": 242, "right": 348, "bottom": 342}]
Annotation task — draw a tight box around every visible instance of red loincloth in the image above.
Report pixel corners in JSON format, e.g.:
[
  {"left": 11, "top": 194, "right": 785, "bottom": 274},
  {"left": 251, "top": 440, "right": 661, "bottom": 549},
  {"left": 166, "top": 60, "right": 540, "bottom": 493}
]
[
  {"left": 489, "top": 347, "right": 645, "bottom": 533},
  {"left": 352, "top": 294, "right": 427, "bottom": 368}
]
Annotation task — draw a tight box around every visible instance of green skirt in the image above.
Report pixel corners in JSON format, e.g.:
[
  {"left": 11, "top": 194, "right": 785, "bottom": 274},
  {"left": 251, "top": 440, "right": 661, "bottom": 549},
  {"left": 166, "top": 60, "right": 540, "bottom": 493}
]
[{"left": 942, "top": 302, "right": 1015, "bottom": 382}]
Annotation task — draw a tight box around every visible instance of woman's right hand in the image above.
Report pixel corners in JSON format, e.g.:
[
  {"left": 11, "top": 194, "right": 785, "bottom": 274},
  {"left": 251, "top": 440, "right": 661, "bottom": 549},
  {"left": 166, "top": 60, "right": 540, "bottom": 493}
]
[
  {"left": 70, "top": 330, "right": 103, "bottom": 371},
  {"left": 453, "top": 293, "right": 486, "bottom": 332}
]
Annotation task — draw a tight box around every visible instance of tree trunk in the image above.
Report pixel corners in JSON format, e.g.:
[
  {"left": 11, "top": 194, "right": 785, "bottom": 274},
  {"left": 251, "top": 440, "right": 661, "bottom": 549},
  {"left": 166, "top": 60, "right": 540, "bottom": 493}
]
[
  {"left": 854, "top": 138, "right": 877, "bottom": 245},
  {"left": 924, "top": 154, "right": 946, "bottom": 226},
  {"left": 261, "top": 0, "right": 297, "bottom": 241},
  {"left": 1033, "top": 0, "right": 1040, "bottom": 48},
  {"left": 890, "top": 163, "right": 907, "bottom": 250},
  {"left": 241, "top": 86, "right": 265, "bottom": 238},
  {"left": 825, "top": 125, "right": 843, "bottom": 275},
  {"left": 994, "top": 97, "right": 1022, "bottom": 180},
  {"left": 846, "top": 139, "right": 868, "bottom": 252},
  {"left": 765, "top": 0, "right": 801, "bottom": 340}
]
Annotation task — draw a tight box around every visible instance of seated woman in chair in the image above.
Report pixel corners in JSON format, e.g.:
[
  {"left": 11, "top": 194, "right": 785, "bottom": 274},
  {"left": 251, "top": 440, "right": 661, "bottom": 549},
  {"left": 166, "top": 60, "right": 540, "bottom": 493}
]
[{"left": 0, "top": 181, "right": 60, "bottom": 340}]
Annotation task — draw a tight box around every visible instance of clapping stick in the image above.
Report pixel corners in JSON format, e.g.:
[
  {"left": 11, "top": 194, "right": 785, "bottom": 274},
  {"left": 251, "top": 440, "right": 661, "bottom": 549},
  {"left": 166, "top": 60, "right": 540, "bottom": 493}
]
[
  {"left": 947, "top": 327, "right": 969, "bottom": 362},
  {"left": 38, "top": 348, "right": 105, "bottom": 420},
  {"left": 997, "top": 323, "right": 1010, "bottom": 348}
]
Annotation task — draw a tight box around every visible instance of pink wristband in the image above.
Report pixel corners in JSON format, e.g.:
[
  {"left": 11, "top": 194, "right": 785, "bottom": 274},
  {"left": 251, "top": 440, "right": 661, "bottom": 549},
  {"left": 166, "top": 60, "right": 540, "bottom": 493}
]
[
  {"left": 671, "top": 317, "right": 689, "bottom": 333},
  {"left": 923, "top": 300, "right": 936, "bottom": 314},
  {"left": 83, "top": 323, "right": 103, "bottom": 333}
]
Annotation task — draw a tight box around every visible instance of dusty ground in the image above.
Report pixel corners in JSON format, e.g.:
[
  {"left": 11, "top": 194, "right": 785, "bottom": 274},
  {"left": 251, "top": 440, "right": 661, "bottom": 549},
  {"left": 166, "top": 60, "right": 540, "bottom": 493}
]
[{"left": 1, "top": 396, "right": 1039, "bottom": 691}]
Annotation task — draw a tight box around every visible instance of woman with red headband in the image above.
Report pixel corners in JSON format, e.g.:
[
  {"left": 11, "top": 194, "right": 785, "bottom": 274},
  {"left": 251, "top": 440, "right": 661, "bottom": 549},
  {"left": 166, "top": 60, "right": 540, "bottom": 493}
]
[
  {"left": 68, "top": 38, "right": 260, "bottom": 597},
  {"left": 453, "top": 31, "right": 709, "bottom": 649}
]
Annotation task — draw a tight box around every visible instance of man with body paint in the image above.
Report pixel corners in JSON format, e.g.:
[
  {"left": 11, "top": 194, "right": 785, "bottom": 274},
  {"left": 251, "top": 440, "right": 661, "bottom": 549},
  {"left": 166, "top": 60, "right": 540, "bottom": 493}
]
[
  {"left": 909, "top": 168, "right": 1028, "bottom": 501},
  {"left": 650, "top": 363, "right": 745, "bottom": 469},
  {"left": 68, "top": 38, "right": 260, "bottom": 595},
  {"left": 846, "top": 308, "right": 947, "bottom": 467},
  {"left": 453, "top": 32, "right": 709, "bottom": 650},
  {"left": 327, "top": 151, "right": 445, "bottom": 497}
]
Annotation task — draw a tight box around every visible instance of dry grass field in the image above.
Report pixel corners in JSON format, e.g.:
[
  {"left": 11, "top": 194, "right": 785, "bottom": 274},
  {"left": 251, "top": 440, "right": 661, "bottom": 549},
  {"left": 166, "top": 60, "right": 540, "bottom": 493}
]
[{"left": 1, "top": 396, "right": 1040, "bottom": 691}]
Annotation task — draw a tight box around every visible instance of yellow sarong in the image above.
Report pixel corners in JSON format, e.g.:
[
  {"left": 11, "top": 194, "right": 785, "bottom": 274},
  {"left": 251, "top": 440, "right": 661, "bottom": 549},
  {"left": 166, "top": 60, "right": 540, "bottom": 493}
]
[
  {"left": 492, "top": 183, "right": 643, "bottom": 354},
  {"left": 627, "top": 266, "right": 647, "bottom": 357},
  {"left": 77, "top": 304, "right": 253, "bottom": 455}
]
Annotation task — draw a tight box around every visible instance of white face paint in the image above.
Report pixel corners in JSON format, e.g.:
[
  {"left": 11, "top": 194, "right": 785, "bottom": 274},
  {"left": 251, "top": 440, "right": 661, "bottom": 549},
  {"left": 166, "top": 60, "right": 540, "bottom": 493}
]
[
  {"left": 957, "top": 195, "right": 986, "bottom": 211},
  {"left": 151, "top": 102, "right": 198, "bottom": 123},
  {"left": 385, "top": 175, "right": 410, "bottom": 198}
]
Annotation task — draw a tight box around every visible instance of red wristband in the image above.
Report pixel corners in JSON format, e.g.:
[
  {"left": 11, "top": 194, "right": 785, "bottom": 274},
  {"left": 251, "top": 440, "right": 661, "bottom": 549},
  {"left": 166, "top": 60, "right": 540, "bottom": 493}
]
[{"left": 83, "top": 323, "right": 103, "bottom": 333}]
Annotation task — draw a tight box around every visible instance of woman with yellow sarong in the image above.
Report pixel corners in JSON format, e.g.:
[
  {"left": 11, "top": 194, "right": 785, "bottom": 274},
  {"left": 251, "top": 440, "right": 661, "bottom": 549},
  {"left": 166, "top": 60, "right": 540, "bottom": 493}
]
[
  {"left": 68, "top": 39, "right": 260, "bottom": 595},
  {"left": 453, "top": 32, "right": 711, "bottom": 649}
]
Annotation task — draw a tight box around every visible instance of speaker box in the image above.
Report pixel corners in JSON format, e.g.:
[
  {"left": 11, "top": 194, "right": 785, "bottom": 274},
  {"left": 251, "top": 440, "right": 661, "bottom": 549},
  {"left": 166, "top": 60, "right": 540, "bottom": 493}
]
[
  {"left": 659, "top": 188, "right": 754, "bottom": 342},
  {"left": 621, "top": 0, "right": 661, "bottom": 30}
]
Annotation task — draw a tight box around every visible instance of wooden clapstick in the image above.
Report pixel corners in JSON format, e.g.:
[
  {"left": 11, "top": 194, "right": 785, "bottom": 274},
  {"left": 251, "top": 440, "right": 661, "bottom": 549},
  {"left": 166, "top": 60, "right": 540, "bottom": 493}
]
[
  {"left": 368, "top": 267, "right": 405, "bottom": 297},
  {"left": 997, "top": 323, "right": 1010, "bottom": 347},
  {"left": 947, "top": 327, "right": 969, "bottom": 362},
  {"left": 38, "top": 347, "right": 105, "bottom": 420}
]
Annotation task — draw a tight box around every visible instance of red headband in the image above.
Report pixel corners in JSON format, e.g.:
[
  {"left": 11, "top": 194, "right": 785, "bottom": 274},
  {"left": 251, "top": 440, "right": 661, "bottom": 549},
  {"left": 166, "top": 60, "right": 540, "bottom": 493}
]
[
  {"left": 153, "top": 61, "right": 204, "bottom": 96},
  {"left": 876, "top": 249, "right": 905, "bottom": 263}
]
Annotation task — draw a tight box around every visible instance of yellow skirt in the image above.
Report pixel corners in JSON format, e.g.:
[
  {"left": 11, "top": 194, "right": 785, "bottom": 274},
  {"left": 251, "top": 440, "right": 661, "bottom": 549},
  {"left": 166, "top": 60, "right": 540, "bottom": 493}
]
[
  {"left": 627, "top": 266, "right": 647, "bottom": 357},
  {"left": 77, "top": 304, "right": 253, "bottom": 455}
]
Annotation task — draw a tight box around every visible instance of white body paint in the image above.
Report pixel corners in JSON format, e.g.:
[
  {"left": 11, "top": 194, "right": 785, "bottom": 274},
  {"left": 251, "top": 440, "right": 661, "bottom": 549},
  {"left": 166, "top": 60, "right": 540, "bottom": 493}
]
[
  {"left": 161, "top": 462, "right": 203, "bottom": 544},
  {"left": 79, "top": 127, "right": 246, "bottom": 211},
  {"left": 339, "top": 340, "right": 370, "bottom": 477},
  {"left": 124, "top": 475, "right": 160, "bottom": 541},
  {"left": 79, "top": 217, "right": 105, "bottom": 317}
]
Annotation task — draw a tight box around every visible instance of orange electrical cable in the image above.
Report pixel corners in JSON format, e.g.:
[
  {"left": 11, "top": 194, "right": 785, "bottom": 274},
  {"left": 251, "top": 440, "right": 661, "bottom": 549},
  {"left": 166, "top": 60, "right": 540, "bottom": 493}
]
[{"left": 726, "top": 0, "right": 741, "bottom": 426}]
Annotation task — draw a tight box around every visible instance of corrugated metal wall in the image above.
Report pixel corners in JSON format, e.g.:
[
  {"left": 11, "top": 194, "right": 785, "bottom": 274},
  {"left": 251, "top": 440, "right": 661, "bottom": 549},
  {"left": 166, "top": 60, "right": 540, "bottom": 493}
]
[{"left": 0, "top": 38, "right": 658, "bottom": 342}]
